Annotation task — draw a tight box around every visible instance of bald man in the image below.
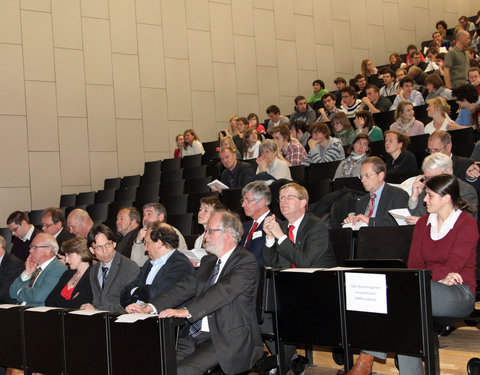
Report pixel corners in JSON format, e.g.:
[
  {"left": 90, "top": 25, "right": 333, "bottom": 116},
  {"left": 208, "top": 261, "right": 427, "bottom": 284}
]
[
  {"left": 67, "top": 209, "right": 94, "bottom": 239},
  {"left": 444, "top": 30, "right": 471, "bottom": 88}
]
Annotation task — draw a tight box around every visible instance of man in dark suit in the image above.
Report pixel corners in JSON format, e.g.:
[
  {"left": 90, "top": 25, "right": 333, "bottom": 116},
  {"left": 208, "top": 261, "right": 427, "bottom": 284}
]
[
  {"left": 7, "top": 211, "right": 41, "bottom": 262},
  {"left": 215, "top": 147, "right": 255, "bottom": 191},
  {"left": 9, "top": 233, "right": 67, "bottom": 306},
  {"left": 0, "top": 235, "right": 24, "bottom": 303},
  {"left": 41, "top": 207, "right": 75, "bottom": 253},
  {"left": 129, "top": 210, "right": 263, "bottom": 375},
  {"left": 80, "top": 224, "right": 139, "bottom": 313},
  {"left": 121, "top": 222, "right": 194, "bottom": 309},
  {"left": 240, "top": 181, "right": 272, "bottom": 266},
  {"left": 344, "top": 157, "right": 409, "bottom": 227},
  {"left": 115, "top": 206, "right": 141, "bottom": 258}
]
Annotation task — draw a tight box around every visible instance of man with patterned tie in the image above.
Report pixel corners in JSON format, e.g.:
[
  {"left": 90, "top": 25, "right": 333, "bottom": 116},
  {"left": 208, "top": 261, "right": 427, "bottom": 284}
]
[
  {"left": 136, "top": 210, "right": 263, "bottom": 375},
  {"left": 343, "top": 156, "right": 409, "bottom": 226},
  {"left": 9, "top": 233, "right": 66, "bottom": 306}
]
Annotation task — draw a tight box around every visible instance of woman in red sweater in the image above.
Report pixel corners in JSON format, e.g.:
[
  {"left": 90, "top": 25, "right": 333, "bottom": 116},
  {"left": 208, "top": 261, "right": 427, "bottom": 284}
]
[{"left": 348, "top": 174, "right": 478, "bottom": 375}]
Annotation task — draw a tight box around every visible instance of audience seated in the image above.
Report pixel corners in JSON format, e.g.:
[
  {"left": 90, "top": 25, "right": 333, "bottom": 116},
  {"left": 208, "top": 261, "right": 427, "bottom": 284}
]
[
  {"left": 379, "top": 69, "right": 398, "bottom": 97},
  {"left": 317, "top": 92, "right": 341, "bottom": 122},
  {"left": 115, "top": 206, "right": 141, "bottom": 258},
  {"left": 233, "top": 117, "right": 248, "bottom": 152},
  {"left": 425, "top": 74, "right": 452, "bottom": 102},
  {"left": 45, "top": 238, "right": 93, "bottom": 308},
  {"left": 388, "top": 53, "right": 406, "bottom": 72},
  {"left": 407, "top": 51, "right": 428, "bottom": 71},
  {"left": 390, "top": 77, "right": 425, "bottom": 110},
  {"left": 269, "top": 124, "right": 308, "bottom": 166},
  {"left": 334, "top": 133, "right": 371, "bottom": 179},
  {"left": 333, "top": 76, "right": 347, "bottom": 103},
  {"left": 266, "top": 104, "right": 289, "bottom": 130},
  {"left": 436, "top": 20, "right": 448, "bottom": 39},
  {"left": 361, "top": 84, "right": 392, "bottom": 113},
  {"left": 407, "top": 65, "right": 427, "bottom": 86},
  {"left": 219, "top": 114, "right": 238, "bottom": 138},
  {"left": 459, "top": 15, "right": 476, "bottom": 32},
  {"left": 354, "top": 74, "right": 368, "bottom": 98},
  {"left": 361, "top": 59, "right": 384, "bottom": 88},
  {"left": 242, "top": 127, "right": 260, "bottom": 160},
  {"left": 450, "top": 84, "right": 479, "bottom": 127},
  {"left": 306, "top": 79, "right": 329, "bottom": 104},
  {"left": 247, "top": 113, "right": 266, "bottom": 135},
  {"left": 41, "top": 207, "right": 75, "bottom": 253},
  {"left": 405, "top": 44, "right": 425, "bottom": 66},
  {"left": 395, "top": 67, "right": 407, "bottom": 86},
  {"left": 122, "top": 222, "right": 194, "bottom": 310},
  {"left": 332, "top": 112, "right": 355, "bottom": 146},
  {"left": 183, "top": 129, "right": 205, "bottom": 156},
  {"left": 217, "top": 147, "right": 255, "bottom": 191},
  {"left": 340, "top": 86, "right": 363, "bottom": 118},
  {"left": 343, "top": 156, "right": 409, "bottom": 227},
  {"left": 290, "top": 120, "right": 311, "bottom": 152},
  {"left": 384, "top": 130, "right": 418, "bottom": 173},
  {"left": 7, "top": 211, "right": 41, "bottom": 262},
  {"left": 425, "top": 46, "right": 441, "bottom": 73},
  {"left": 468, "top": 66, "right": 480, "bottom": 94},
  {"left": 390, "top": 101, "right": 425, "bottom": 136},
  {"left": 174, "top": 133, "right": 183, "bottom": 158},
  {"left": 0, "top": 235, "right": 24, "bottom": 304},
  {"left": 353, "top": 110, "right": 384, "bottom": 142},
  {"left": 289, "top": 95, "right": 316, "bottom": 125},
  {"left": 425, "top": 97, "right": 453, "bottom": 134},
  {"left": 256, "top": 139, "right": 292, "bottom": 181},
  {"left": 66, "top": 209, "right": 94, "bottom": 239},
  {"left": 304, "top": 122, "right": 345, "bottom": 166},
  {"left": 219, "top": 135, "right": 241, "bottom": 160}
]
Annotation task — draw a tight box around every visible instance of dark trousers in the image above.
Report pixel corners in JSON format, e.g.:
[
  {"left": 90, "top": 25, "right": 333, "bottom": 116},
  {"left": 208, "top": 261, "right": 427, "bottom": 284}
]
[{"left": 176, "top": 332, "right": 219, "bottom": 375}]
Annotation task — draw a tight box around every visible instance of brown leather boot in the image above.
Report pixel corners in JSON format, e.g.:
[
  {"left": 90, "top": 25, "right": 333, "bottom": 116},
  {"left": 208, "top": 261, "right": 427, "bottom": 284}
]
[{"left": 347, "top": 352, "right": 374, "bottom": 375}]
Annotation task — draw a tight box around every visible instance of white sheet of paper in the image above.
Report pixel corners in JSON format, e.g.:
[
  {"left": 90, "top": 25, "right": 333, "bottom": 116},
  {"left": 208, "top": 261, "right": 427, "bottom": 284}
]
[
  {"left": 400, "top": 176, "right": 417, "bottom": 196},
  {"left": 345, "top": 272, "right": 388, "bottom": 314},
  {"left": 26, "top": 306, "right": 61, "bottom": 313},
  {"left": 207, "top": 179, "right": 229, "bottom": 191},
  {"left": 178, "top": 248, "right": 207, "bottom": 264},
  {"left": 115, "top": 313, "right": 154, "bottom": 323},
  {"left": 281, "top": 268, "right": 325, "bottom": 273},
  {"left": 0, "top": 304, "right": 20, "bottom": 309},
  {"left": 342, "top": 221, "right": 369, "bottom": 231},
  {"left": 68, "top": 309, "right": 110, "bottom": 316},
  {"left": 388, "top": 208, "right": 411, "bottom": 226}
]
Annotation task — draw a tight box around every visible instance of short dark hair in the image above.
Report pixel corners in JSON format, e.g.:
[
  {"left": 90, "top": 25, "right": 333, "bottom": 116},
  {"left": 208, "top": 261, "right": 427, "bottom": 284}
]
[
  {"left": 7, "top": 211, "right": 29, "bottom": 226},
  {"left": 384, "top": 130, "right": 410, "bottom": 152},
  {"left": 362, "top": 156, "right": 386, "bottom": 174},
  {"left": 268, "top": 123, "right": 291, "bottom": 141},
  {"left": 237, "top": 117, "right": 248, "bottom": 126},
  {"left": 424, "top": 74, "right": 444, "bottom": 90},
  {"left": 436, "top": 20, "right": 447, "bottom": 30},
  {"left": 334, "top": 77, "right": 346, "bottom": 85},
  {"left": 348, "top": 133, "right": 371, "bottom": 155},
  {"left": 87, "top": 224, "right": 117, "bottom": 248},
  {"left": 410, "top": 51, "right": 421, "bottom": 58},
  {"left": 310, "top": 122, "right": 330, "bottom": 140},
  {"left": 42, "top": 207, "right": 66, "bottom": 226},
  {"left": 119, "top": 206, "right": 141, "bottom": 225},
  {"left": 354, "top": 73, "right": 365, "bottom": 82},
  {"left": 199, "top": 196, "right": 225, "bottom": 210},
  {"left": 452, "top": 84, "right": 479, "bottom": 104},
  {"left": 382, "top": 69, "right": 395, "bottom": 78},
  {"left": 340, "top": 86, "right": 356, "bottom": 97},
  {"left": 62, "top": 238, "right": 93, "bottom": 263},
  {"left": 407, "top": 44, "right": 418, "bottom": 52},
  {"left": 149, "top": 222, "right": 179, "bottom": 249},
  {"left": 312, "top": 79, "right": 325, "bottom": 89},
  {"left": 322, "top": 92, "right": 336, "bottom": 102},
  {"left": 399, "top": 77, "right": 414, "bottom": 87},
  {"left": 294, "top": 95, "right": 306, "bottom": 105},
  {"left": 436, "top": 52, "right": 446, "bottom": 61},
  {"left": 247, "top": 113, "right": 259, "bottom": 122},
  {"left": 290, "top": 120, "right": 309, "bottom": 134},
  {"left": 366, "top": 84, "right": 379, "bottom": 93},
  {"left": 266, "top": 105, "right": 280, "bottom": 115}
]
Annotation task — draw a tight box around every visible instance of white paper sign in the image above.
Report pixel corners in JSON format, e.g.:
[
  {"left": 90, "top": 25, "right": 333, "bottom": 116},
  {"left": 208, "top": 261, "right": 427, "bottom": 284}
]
[{"left": 345, "top": 272, "right": 387, "bottom": 314}]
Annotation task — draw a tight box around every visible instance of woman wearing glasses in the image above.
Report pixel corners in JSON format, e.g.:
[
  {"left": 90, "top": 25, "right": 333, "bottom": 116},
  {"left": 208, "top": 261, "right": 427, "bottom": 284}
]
[{"left": 45, "top": 238, "right": 93, "bottom": 309}]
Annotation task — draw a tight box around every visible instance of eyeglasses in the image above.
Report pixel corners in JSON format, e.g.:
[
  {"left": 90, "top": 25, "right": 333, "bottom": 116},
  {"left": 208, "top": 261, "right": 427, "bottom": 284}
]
[
  {"left": 358, "top": 172, "right": 379, "bottom": 180},
  {"left": 9, "top": 226, "right": 19, "bottom": 234},
  {"left": 205, "top": 228, "right": 226, "bottom": 234},
  {"left": 425, "top": 146, "right": 446, "bottom": 154},
  {"left": 41, "top": 222, "right": 56, "bottom": 229},
  {"left": 30, "top": 245, "right": 50, "bottom": 250},
  {"left": 92, "top": 241, "right": 114, "bottom": 251},
  {"left": 240, "top": 198, "right": 257, "bottom": 204},
  {"left": 278, "top": 194, "right": 302, "bottom": 202}
]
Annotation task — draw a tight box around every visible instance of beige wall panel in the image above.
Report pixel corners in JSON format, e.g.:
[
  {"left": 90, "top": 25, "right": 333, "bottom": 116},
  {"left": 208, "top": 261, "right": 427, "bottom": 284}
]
[
  {"left": 165, "top": 58, "right": 192, "bottom": 121},
  {"left": 366, "top": 0, "right": 383, "bottom": 26},
  {"left": 161, "top": 0, "right": 188, "bottom": 59},
  {"left": 294, "top": 0, "right": 312, "bottom": 16},
  {"left": 25, "top": 81, "right": 58, "bottom": 151},
  {"left": 332, "top": 20, "right": 353, "bottom": 74},
  {"left": 253, "top": 0, "right": 273, "bottom": 10},
  {"left": 55, "top": 49, "right": 87, "bottom": 117},
  {"left": 443, "top": 0, "right": 458, "bottom": 12},
  {"left": 313, "top": 0, "right": 333, "bottom": 45},
  {"left": 112, "top": 54, "right": 142, "bottom": 119},
  {"left": 187, "top": 30, "right": 214, "bottom": 91},
  {"left": 232, "top": 0, "right": 254, "bottom": 36},
  {"left": 315, "top": 45, "right": 336, "bottom": 91},
  {"left": 210, "top": 2, "right": 235, "bottom": 63},
  {"left": 62, "top": 185, "right": 91, "bottom": 195},
  {"left": 398, "top": 0, "right": 415, "bottom": 31},
  {"left": 367, "top": 25, "right": 387, "bottom": 64},
  {"left": 52, "top": 0, "right": 82, "bottom": 49},
  {"left": 86, "top": 84, "right": 116, "bottom": 151},
  {"left": 237, "top": 94, "right": 260, "bottom": 119},
  {"left": 138, "top": 24, "right": 166, "bottom": 88},
  {"left": 384, "top": 0, "right": 398, "bottom": 3},
  {"left": 168, "top": 120, "right": 192, "bottom": 155},
  {"left": 0, "top": 188, "right": 31, "bottom": 223},
  {"left": 82, "top": 18, "right": 113, "bottom": 85},
  {"left": 58, "top": 118, "right": 90, "bottom": 185},
  {"left": 398, "top": 30, "right": 416, "bottom": 50},
  {"left": 0, "top": 44, "right": 25, "bottom": 115},
  {"left": 348, "top": 0, "right": 368, "bottom": 49},
  {"left": 141, "top": 88, "right": 169, "bottom": 152},
  {"left": 21, "top": 11, "right": 55, "bottom": 81},
  {"left": 0, "top": 116, "right": 29, "bottom": 187},
  {"left": 351, "top": 48, "right": 370, "bottom": 76},
  {"left": 136, "top": 0, "right": 162, "bottom": 25},
  {"left": 414, "top": 7, "right": 431, "bottom": 44},
  {"left": 213, "top": 62, "right": 238, "bottom": 120},
  {"left": 29, "top": 152, "right": 61, "bottom": 209},
  {"left": 109, "top": 0, "right": 137, "bottom": 54},
  {"left": 116, "top": 119, "right": 145, "bottom": 176},
  {"left": 297, "top": 70, "right": 317, "bottom": 99},
  {"left": 80, "top": 0, "right": 109, "bottom": 18},
  {"left": 257, "top": 66, "right": 280, "bottom": 115},
  {"left": 443, "top": 12, "right": 460, "bottom": 29},
  {"left": 90, "top": 152, "right": 119, "bottom": 190},
  {"left": 427, "top": 0, "right": 443, "bottom": 28},
  {"left": 273, "top": 0, "right": 294, "bottom": 41},
  {"left": 278, "top": 96, "right": 294, "bottom": 117},
  {"left": 331, "top": 0, "right": 349, "bottom": 21},
  {"left": 234, "top": 35, "right": 258, "bottom": 94},
  {"left": 254, "top": 9, "right": 277, "bottom": 67},
  {"left": 145, "top": 152, "right": 169, "bottom": 163},
  {"left": 20, "top": 0, "right": 50, "bottom": 11},
  {"left": 191, "top": 91, "right": 217, "bottom": 141},
  {"left": 185, "top": 0, "right": 210, "bottom": 31},
  {"left": 0, "top": 1, "right": 21, "bottom": 44},
  {"left": 382, "top": 2, "right": 401, "bottom": 53},
  {"left": 414, "top": 0, "right": 429, "bottom": 8},
  {"left": 276, "top": 40, "right": 298, "bottom": 97},
  {"left": 294, "top": 15, "right": 316, "bottom": 70}
]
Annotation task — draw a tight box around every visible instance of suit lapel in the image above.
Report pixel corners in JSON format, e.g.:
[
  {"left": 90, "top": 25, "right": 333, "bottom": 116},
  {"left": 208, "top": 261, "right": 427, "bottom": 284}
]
[{"left": 102, "top": 252, "right": 120, "bottom": 295}]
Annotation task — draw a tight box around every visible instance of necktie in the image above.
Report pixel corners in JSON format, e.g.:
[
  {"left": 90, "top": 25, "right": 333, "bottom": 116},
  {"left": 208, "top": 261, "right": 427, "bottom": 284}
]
[
  {"left": 27, "top": 267, "right": 42, "bottom": 287},
  {"left": 101, "top": 266, "right": 109, "bottom": 289},
  {"left": 189, "top": 259, "right": 222, "bottom": 337},
  {"left": 366, "top": 193, "right": 377, "bottom": 217},
  {"left": 244, "top": 222, "right": 258, "bottom": 247},
  {"left": 288, "top": 225, "right": 296, "bottom": 268}
]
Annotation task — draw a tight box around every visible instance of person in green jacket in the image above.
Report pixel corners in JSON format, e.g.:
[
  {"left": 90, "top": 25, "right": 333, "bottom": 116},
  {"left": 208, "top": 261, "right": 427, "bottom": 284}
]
[{"left": 306, "top": 79, "right": 329, "bottom": 104}]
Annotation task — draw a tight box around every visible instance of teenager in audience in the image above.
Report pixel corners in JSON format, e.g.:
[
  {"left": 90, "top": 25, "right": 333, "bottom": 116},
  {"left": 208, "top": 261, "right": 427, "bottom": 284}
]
[
  {"left": 425, "top": 46, "right": 440, "bottom": 73},
  {"left": 242, "top": 127, "right": 261, "bottom": 160},
  {"left": 384, "top": 130, "right": 418, "bottom": 173},
  {"left": 256, "top": 139, "right": 291, "bottom": 181},
  {"left": 354, "top": 74, "right": 368, "bottom": 98},
  {"left": 333, "top": 77, "right": 347, "bottom": 103},
  {"left": 306, "top": 79, "right": 328, "bottom": 104},
  {"left": 353, "top": 110, "right": 384, "bottom": 142},
  {"left": 436, "top": 20, "right": 448, "bottom": 38},
  {"left": 340, "top": 86, "right": 362, "bottom": 118},
  {"left": 269, "top": 124, "right": 308, "bottom": 166},
  {"left": 334, "top": 133, "right": 371, "bottom": 179},
  {"left": 390, "top": 77, "right": 425, "bottom": 110},
  {"left": 389, "top": 53, "right": 406, "bottom": 72},
  {"left": 451, "top": 83, "right": 479, "bottom": 127},
  {"left": 247, "top": 113, "right": 266, "bottom": 134},
  {"left": 317, "top": 92, "right": 341, "bottom": 122},
  {"left": 361, "top": 59, "right": 383, "bottom": 87},
  {"left": 389, "top": 101, "right": 425, "bottom": 136},
  {"left": 183, "top": 129, "right": 205, "bottom": 156},
  {"left": 45, "top": 238, "right": 93, "bottom": 308},
  {"left": 290, "top": 120, "right": 311, "bottom": 151},
  {"left": 468, "top": 67, "right": 480, "bottom": 94},
  {"left": 331, "top": 112, "right": 355, "bottom": 146},
  {"left": 233, "top": 117, "right": 248, "bottom": 152},
  {"left": 266, "top": 105, "right": 289, "bottom": 130},
  {"left": 424, "top": 97, "right": 453, "bottom": 134},
  {"left": 379, "top": 69, "right": 398, "bottom": 97},
  {"left": 174, "top": 134, "right": 183, "bottom": 158},
  {"left": 425, "top": 74, "right": 452, "bottom": 102},
  {"left": 304, "top": 122, "right": 345, "bottom": 165},
  {"left": 219, "top": 136, "right": 241, "bottom": 159},
  {"left": 459, "top": 15, "right": 476, "bottom": 32},
  {"left": 395, "top": 68, "right": 407, "bottom": 84},
  {"left": 407, "top": 51, "right": 428, "bottom": 71}
]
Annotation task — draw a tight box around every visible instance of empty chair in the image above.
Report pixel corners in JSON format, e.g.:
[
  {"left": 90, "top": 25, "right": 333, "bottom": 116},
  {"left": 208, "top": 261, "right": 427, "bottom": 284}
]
[
  {"left": 94, "top": 189, "right": 116, "bottom": 204},
  {"left": 306, "top": 160, "right": 342, "bottom": 183},
  {"left": 332, "top": 177, "right": 365, "bottom": 192},
  {"left": 385, "top": 170, "right": 421, "bottom": 184},
  {"left": 136, "top": 183, "right": 160, "bottom": 202},
  {"left": 452, "top": 143, "right": 474, "bottom": 158},
  {"left": 185, "top": 177, "right": 213, "bottom": 195},
  {"left": 87, "top": 203, "right": 109, "bottom": 225},
  {"left": 409, "top": 133, "right": 429, "bottom": 169},
  {"left": 184, "top": 234, "right": 200, "bottom": 250},
  {"left": 114, "top": 187, "right": 137, "bottom": 202},
  {"left": 0, "top": 227, "right": 13, "bottom": 252},
  {"left": 448, "top": 127, "right": 474, "bottom": 146},
  {"left": 142, "top": 160, "right": 162, "bottom": 183},
  {"left": 166, "top": 213, "right": 194, "bottom": 236},
  {"left": 183, "top": 165, "right": 207, "bottom": 180},
  {"left": 135, "top": 195, "right": 160, "bottom": 213},
  {"left": 202, "top": 140, "right": 219, "bottom": 156},
  {"left": 181, "top": 154, "right": 202, "bottom": 169},
  {"left": 289, "top": 165, "right": 306, "bottom": 184},
  {"left": 372, "top": 110, "right": 396, "bottom": 132},
  {"left": 160, "top": 179, "right": 185, "bottom": 198},
  {"left": 161, "top": 169, "right": 184, "bottom": 183},
  {"left": 104, "top": 177, "right": 121, "bottom": 190},
  {"left": 28, "top": 209, "right": 44, "bottom": 228},
  {"left": 220, "top": 188, "right": 246, "bottom": 222},
  {"left": 329, "top": 228, "right": 354, "bottom": 266},
  {"left": 120, "top": 174, "right": 141, "bottom": 188},
  {"left": 76, "top": 191, "right": 95, "bottom": 206},
  {"left": 161, "top": 157, "right": 181, "bottom": 171},
  {"left": 60, "top": 194, "right": 76, "bottom": 208},
  {"left": 369, "top": 140, "right": 387, "bottom": 160},
  {"left": 306, "top": 178, "right": 332, "bottom": 204},
  {"left": 162, "top": 194, "right": 189, "bottom": 215}
]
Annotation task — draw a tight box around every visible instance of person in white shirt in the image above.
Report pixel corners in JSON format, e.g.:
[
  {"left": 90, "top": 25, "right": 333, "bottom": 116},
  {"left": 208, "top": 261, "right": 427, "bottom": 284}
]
[
  {"left": 183, "top": 128, "right": 205, "bottom": 156},
  {"left": 390, "top": 77, "right": 425, "bottom": 110},
  {"left": 379, "top": 69, "right": 398, "bottom": 97}
]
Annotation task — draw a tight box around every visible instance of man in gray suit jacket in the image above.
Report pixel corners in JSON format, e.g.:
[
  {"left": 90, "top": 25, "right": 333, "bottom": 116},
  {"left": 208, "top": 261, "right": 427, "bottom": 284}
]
[
  {"left": 80, "top": 224, "right": 139, "bottom": 313},
  {"left": 9, "top": 233, "right": 66, "bottom": 306}
]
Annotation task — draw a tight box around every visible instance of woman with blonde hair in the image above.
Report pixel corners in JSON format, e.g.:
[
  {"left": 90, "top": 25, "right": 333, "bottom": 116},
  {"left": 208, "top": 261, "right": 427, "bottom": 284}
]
[
  {"left": 360, "top": 59, "right": 381, "bottom": 87},
  {"left": 219, "top": 135, "right": 241, "bottom": 159},
  {"left": 424, "top": 97, "right": 452, "bottom": 134},
  {"left": 390, "top": 101, "right": 425, "bottom": 136},
  {"left": 183, "top": 128, "right": 205, "bottom": 156}
]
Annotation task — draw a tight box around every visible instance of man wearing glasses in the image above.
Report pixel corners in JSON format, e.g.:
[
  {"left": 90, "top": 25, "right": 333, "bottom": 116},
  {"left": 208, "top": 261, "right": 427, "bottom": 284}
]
[
  {"left": 41, "top": 207, "right": 75, "bottom": 250},
  {"left": 9, "top": 233, "right": 66, "bottom": 306},
  {"left": 343, "top": 157, "right": 408, "bottom": 227},
  {"left": 6, "top": 211, "right": 42, "bottom": 262}
]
